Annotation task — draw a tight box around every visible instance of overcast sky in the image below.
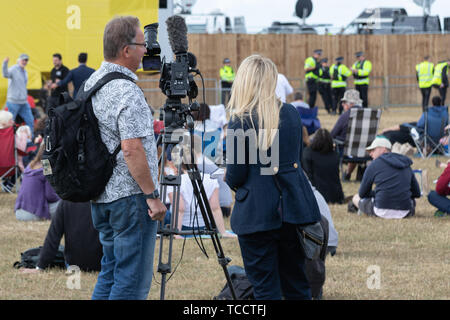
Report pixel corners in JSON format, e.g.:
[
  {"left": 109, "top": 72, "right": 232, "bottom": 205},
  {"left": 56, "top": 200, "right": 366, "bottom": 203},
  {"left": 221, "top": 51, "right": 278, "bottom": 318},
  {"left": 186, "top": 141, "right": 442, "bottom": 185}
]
[{"left": 191, "top": 0, "right": 450, "bottom": 33}]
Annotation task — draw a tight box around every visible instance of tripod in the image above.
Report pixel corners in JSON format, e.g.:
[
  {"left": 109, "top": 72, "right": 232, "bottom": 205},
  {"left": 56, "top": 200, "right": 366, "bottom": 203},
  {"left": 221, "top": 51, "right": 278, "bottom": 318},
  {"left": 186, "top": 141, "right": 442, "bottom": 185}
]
[{"left": 155, "top": 109, "right": 236, "bottom": 300}]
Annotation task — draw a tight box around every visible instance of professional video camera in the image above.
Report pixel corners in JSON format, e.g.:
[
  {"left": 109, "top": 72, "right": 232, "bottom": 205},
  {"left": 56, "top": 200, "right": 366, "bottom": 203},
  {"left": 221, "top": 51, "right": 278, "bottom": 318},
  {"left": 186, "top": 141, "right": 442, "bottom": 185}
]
[
  {"left": 142, "top": 17, "right": 200, "bottom": 131},
  {"left": 145, "top": 16, "right": 236, "bottom": 300},
  {"left": 157, "top": 15, "right": 200, "bottom": 131}
]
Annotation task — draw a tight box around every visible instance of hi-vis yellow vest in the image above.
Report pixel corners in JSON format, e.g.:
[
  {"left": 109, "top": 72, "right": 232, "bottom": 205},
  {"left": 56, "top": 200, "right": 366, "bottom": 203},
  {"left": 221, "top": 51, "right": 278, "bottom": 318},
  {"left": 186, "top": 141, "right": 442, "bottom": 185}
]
[
  {"left": 304, "top": 56, "right": 319, "bottom": 80},
  {"left": 352, "top": 59, "right": 372, "bottom": 85},
  {"left": 432, "top": 62, "right": 449, "bottom": 86},
  {"left": 220, "top": 65, "right": 235, "bottom": 82},
  {"left": 330, "top": 63, "right": 352, "bottom": 88},
  {"left": 416, "top": 61, "right": 434, "bottom": 88}
]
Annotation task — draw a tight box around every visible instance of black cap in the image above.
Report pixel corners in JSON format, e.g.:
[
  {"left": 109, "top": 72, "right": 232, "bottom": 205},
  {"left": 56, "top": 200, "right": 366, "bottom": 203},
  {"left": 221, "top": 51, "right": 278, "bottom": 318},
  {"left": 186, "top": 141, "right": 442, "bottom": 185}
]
[
  {"left": 314, "top": 49, "right": 323, "bottom": 55},
  {"left": 355, "top": 51, "right": 364, "bottom": 57},
  {"left": 336, "top": 56, "right": 344, "bottom": 62},
  {"left": 320, "top": 58, "right": 328, "bottom": 63},
  {"left": 223, "top": 58, "right": 230, "bottom": 63}
]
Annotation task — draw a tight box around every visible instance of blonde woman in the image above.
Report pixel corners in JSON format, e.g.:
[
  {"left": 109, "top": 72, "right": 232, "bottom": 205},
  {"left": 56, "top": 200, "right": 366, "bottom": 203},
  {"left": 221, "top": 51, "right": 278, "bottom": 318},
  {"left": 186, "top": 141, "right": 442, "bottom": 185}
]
[{"left": 225, "top": 55, "right": 321, "bottom": 300}]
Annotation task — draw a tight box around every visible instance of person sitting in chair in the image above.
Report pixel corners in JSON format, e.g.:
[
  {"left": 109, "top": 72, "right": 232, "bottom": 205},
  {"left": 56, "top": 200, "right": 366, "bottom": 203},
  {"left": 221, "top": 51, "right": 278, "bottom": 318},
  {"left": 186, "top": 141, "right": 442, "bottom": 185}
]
[
  {"left": 350, "top": 136, "right": 421, "bottom": 219},
  {"left": 330, "top": 89, "right": 364, "bottom": 181},
  {"left": 382, "top": 96, "right": 448, "bottom": 152}
]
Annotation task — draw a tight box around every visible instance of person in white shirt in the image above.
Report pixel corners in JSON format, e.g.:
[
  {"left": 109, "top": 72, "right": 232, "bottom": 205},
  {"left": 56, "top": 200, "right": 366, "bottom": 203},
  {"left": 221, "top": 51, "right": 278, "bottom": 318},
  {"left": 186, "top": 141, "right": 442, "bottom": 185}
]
[
  {"left": 193, "top": 103, "right": 225, "bottom": 163},
  {"left": 275, "top": 73, "right": 293, "bottom": 103},
  {"left": 168, "top": 140, "right": 236, "bottom": 238}
]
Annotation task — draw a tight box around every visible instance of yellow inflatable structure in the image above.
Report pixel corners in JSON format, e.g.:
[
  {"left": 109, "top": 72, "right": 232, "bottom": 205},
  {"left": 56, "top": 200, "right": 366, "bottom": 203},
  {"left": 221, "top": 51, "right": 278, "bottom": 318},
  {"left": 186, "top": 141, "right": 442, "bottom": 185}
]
[{"left": 0, "top": 0, "right": 158, "bottom": 107}]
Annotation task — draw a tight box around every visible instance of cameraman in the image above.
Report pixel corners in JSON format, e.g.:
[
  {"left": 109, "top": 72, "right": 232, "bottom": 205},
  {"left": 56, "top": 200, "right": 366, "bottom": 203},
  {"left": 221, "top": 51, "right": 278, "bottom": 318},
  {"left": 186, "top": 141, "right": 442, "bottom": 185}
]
[
  {"left": 225, "top": 55, "right": 321, "bottom": 300},
  {"left": 84, "top": 16, "right": 166, "bottom": 300}
]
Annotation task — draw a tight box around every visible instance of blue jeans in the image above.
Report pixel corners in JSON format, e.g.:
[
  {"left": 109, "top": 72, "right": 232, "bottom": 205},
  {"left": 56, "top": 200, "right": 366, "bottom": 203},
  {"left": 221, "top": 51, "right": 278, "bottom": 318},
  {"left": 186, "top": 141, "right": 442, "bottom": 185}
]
[
  {"left": 91, "top": 194, "right": 158, "bottom": 300},
  {"left": 6, "top": 101, "right": 34, "bottom": 134},
  {"left": 428, "top": 191, "right": 450, "bottom": 213}
]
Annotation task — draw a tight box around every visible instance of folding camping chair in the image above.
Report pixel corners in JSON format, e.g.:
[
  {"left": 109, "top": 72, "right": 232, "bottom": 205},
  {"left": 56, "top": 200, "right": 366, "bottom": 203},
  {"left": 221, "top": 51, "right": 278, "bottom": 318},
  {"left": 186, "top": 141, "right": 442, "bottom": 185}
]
[
  {"left": 0, "top": 126, "right": 19, "bottom": 193},
  {"left": 334, "top": 108, "right": 382, "bottom": 180},
  {"left": 409, "top": 106, "right": 448, "bottom": 158},
  {"left": 296, "top": 106, "right": 321, "bottom": 135}
]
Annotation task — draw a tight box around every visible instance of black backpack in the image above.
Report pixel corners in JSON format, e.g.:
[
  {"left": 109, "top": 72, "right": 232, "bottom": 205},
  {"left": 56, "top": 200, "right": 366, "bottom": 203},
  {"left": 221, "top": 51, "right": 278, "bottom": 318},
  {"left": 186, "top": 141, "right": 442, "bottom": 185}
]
[
  {"left": 13, "top": 246, "right": 65, "bottom": 269},
  {"left": 214, "top": 269, "right": 254, "bottom": 300},
  {"left": 42, "top": 72, "right": 134, "bottom": 202}
]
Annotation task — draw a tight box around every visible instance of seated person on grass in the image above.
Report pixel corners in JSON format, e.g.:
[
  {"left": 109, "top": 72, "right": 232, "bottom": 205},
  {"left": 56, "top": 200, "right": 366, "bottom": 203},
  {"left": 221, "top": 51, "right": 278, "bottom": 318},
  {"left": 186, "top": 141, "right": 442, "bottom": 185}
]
[
  {"left": 350, "top": 136, "right": 421, "bottom": 219},
  {"left": 428, "top": 159, "right": 450, "bottom": 217},
  {"left": 21, "top": 200, "right": 103, "bottom": 273},
  {"left": 167, "top": 141, "right": 236, "bottom": 239}
]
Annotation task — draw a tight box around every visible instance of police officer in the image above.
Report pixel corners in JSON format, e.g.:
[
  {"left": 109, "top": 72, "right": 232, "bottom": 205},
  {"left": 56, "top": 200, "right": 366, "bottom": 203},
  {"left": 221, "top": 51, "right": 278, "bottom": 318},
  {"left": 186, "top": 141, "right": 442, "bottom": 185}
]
[
  {"left": 416, "top": 56, "right": 434, "bottom": 111},
  {"left": 318, "top": 58, "right": 333, "bottom": 113},
  {"left": 220, "top": 58, "right": 235, "bottom": 105},
  {"left": 432, "top": 58, "right": 449, "bottom": 105},
  {"left": 304, "top": 49, "right": 322, "bottom": 108},
  {"left": 352, "top": 51, "right": 372, "bottom": 108},
  {"left": 331, "top": 57, "right": 352, "bottom": 114}
]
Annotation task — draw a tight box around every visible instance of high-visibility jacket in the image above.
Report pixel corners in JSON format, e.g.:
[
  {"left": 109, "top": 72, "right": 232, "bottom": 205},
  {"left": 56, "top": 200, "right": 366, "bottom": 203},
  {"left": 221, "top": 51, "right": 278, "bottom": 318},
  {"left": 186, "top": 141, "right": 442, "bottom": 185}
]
[
  {"left": 416, "top": 61, "right": 434, "bottom": 88},
  {"left": 330, "top": 63, "right": 352, "bottom": 88},
  {"left": 220, "top": 65, "right": 235, "bottom": 82},
  {"left": 432, "top": 62, "right": 449, "bottom": 87},
  {"left": 304, "top": 56, "right": 320, "bottom": 80},
  {"left": 352, "top": 59, "right": 372, "bottom": 85},
  {"left": 318, "top": 66, "right": 331, "bottom": 84}
]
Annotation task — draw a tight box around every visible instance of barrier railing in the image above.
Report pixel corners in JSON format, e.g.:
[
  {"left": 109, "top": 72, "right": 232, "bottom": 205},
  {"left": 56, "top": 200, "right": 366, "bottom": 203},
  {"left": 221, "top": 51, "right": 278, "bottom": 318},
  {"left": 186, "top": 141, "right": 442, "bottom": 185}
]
[{"left": 137, "top": 75, "right": 430, "bottom": 110}]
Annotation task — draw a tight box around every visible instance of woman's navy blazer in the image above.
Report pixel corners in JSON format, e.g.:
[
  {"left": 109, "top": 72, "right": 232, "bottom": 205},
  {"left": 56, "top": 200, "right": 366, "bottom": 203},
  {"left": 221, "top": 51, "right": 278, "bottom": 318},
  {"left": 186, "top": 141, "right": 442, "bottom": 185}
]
[{"left": 225, "top": 103, "right": 321, "bottom": 235}]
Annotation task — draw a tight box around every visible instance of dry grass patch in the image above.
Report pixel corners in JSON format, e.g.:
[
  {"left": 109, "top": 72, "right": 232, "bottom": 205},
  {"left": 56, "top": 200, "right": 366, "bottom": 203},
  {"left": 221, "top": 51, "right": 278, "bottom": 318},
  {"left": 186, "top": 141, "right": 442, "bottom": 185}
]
[{"left": 0, "top": 106, "right": 449, "bottom": 300}]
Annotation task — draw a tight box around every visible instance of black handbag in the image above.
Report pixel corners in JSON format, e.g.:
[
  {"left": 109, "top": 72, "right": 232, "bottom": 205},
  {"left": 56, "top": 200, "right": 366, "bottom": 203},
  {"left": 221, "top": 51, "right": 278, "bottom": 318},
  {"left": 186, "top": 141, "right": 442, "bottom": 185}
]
[
  {"left": 296, "top": 222, "right": 324, "bottom": 260},
  {"left": 273, "top": 174, "right": 324, "bottom": 260}
]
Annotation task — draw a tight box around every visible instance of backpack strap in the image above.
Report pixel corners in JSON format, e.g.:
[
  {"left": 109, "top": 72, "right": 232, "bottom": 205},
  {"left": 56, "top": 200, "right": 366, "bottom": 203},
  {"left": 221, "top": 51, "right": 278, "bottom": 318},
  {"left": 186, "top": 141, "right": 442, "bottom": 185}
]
[
  {"left": 79, "top": 72, "right": 136, "bottom": 164},
  {"left": 83, "top": 71, "right": 135, "bottom": 100}
]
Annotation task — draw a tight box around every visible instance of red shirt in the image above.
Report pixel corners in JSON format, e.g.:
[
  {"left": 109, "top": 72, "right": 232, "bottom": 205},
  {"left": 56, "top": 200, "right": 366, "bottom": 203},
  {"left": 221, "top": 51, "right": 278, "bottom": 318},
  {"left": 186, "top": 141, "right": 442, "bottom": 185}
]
[
  {"left": 436, "top": 163, "right": 450, "bottom": 196},
  {"left": 27, "top": 95, "right": 35, "bottom": 108}
]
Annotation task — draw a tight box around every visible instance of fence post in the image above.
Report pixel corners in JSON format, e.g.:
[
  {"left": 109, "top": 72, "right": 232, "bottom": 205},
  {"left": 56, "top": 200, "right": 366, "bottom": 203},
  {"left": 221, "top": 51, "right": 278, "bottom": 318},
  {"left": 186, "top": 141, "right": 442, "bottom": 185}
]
[
  {"left": 384, "top": 76, "right": 389, "bottom": 108},
  {"left": 215, "top": 79, "right": 219, "bottom": 105}
]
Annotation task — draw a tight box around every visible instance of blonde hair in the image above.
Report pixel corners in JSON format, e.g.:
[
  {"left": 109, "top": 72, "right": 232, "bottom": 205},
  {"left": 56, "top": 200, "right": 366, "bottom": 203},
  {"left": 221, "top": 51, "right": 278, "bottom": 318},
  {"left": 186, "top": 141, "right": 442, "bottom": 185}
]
[
  {"left": 227, "top": 55, "right": 281, "bottom": 150},
  {"left": 171, "top": 134, "right": 204, "bottom": 167}
]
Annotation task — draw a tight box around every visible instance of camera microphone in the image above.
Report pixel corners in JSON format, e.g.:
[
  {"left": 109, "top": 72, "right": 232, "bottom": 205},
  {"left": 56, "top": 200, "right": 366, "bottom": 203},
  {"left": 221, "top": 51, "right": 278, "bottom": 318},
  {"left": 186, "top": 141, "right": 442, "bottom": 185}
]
[{"left": 166, "top": 15, "right": 189, "bottom": 54}]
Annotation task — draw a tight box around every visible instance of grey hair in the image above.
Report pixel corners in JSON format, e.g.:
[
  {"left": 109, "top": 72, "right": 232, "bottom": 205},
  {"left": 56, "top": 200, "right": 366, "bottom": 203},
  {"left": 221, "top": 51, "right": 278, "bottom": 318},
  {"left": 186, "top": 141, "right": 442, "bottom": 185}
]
[
  {"left": 103, "top": 16, "right": 140, "bottom": 60},
  {"left": 0, "top": 110, "right": 13, "bottom": 129}
]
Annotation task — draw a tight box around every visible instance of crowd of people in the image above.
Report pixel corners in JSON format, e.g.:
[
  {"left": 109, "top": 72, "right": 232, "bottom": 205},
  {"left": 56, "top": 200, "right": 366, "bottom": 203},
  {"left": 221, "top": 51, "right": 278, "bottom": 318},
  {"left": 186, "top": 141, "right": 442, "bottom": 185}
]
[{"left": 1, "top": 14, "right": 449, "bottom": 301}]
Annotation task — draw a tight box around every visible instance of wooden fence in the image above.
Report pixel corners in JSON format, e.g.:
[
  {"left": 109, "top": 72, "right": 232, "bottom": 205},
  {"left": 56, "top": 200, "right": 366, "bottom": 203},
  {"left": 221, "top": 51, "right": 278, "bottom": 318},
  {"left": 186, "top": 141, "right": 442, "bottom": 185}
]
[{"left": 138, "top": 34, "right": 450, "bottom": 110}]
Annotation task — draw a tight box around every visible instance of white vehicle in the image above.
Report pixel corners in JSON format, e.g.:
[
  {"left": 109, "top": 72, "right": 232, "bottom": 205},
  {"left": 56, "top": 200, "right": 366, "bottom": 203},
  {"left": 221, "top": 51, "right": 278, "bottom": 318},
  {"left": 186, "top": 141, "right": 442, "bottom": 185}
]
[{"left": 173, "top": 0, "right": 245, "bottom": 34}]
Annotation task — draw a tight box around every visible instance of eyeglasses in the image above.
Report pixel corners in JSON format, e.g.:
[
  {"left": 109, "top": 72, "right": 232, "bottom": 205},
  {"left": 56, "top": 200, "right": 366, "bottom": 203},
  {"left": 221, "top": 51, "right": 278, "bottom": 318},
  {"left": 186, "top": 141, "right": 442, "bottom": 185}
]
[{"left": 128, "top": 42, "right": 146, "bottom": 47}]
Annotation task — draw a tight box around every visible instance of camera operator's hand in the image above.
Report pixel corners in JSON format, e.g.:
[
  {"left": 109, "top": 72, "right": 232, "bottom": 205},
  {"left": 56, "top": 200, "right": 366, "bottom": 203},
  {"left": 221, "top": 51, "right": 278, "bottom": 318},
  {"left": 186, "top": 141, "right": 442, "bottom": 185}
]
[{"left": 147, "top": 198, "right": 167, "bottom": 222}]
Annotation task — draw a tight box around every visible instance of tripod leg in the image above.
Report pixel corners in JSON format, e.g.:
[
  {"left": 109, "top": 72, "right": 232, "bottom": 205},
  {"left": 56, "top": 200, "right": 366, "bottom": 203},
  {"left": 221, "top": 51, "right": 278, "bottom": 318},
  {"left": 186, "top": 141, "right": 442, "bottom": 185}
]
[
  {"left": 187, "top": 163, "right": 237, "bottom": 300},
  {"left": 156, "top": 126, "right": 237, "bottom": 299}
]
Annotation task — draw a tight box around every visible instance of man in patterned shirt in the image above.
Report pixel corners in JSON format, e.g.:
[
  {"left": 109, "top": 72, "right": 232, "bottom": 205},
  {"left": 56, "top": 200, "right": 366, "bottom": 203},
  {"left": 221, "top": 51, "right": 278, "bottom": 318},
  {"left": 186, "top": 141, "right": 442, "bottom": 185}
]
[{"left": 85, "top": 16, "right": 166, "bottom": 300}]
